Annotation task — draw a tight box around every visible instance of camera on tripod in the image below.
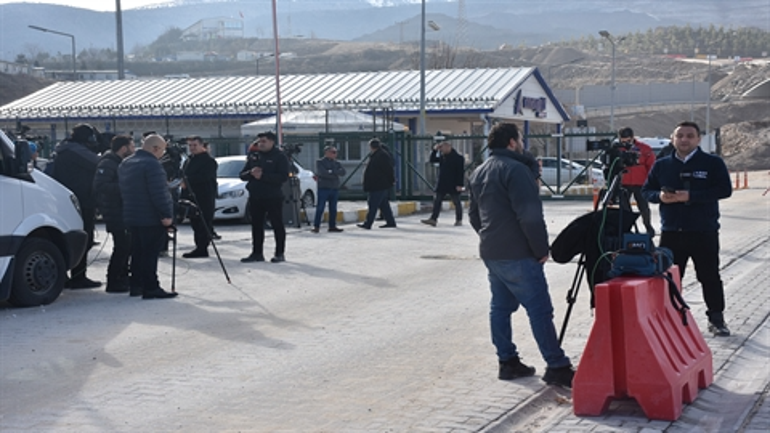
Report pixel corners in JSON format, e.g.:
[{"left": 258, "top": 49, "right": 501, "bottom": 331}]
[{"left": 282, "top": 142, "right": 303, "bottom": 158}]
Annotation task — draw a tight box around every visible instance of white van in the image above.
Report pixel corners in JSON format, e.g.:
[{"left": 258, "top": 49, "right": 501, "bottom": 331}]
[{"left": 0, "top": 130, "right": 88, "bottom": 307}]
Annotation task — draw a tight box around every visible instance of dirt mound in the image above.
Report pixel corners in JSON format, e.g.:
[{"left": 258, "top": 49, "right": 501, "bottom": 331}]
[
  {"left": 720, "top": 120, "right": 770, "bottom": 171},
  {"left": 712, "top": 63, "right": 770, "bottom": 101},
  {"left": 0, "top": 73, "right": 52, "bottom": 106}
]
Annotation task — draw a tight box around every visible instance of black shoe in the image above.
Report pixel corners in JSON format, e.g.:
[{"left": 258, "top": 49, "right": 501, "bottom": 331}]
[
  {"left": 182, "top": 249, "right": 209, "bottom": 258},
  {"left": 142, "top": 288, "right": 178, "bottom": 299},
  {"left": 498, "top": 357, "right": 536, "bottom": 380},
  {"left": 542, "top": 365, "right": 575, "bottom": 388},
  {"left": 105, "top": 281, "right": 129, "bottom": 293},
  {"left": 311, "top": 227, "right": 319, "bottom": 233},
  {"left": 379, "top": 224, "right": 397, "bottom": 228},
  {"left": 211, "top": 232, "right": 222, "bottom": 240},
  {"left": 270, "top": 255, "right": 285, "bottom": 263},
  {"left": 357, "top": 223, "right": 371, "bottom": 230},
  {"left": 708, "top": 320, "right": 731, "bottom": 336},
  {"left": 328, "top": 227, "right": 344, "bottom": 233},
  {"left": 66, "top": 277, "right": 102, "bottom": 289},
  {"left": 240, "top": 254, "right": 265, "bottom": 263}
]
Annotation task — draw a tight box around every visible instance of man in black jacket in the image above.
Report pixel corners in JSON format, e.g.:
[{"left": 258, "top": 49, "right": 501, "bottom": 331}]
[
  {"left": 118, "top": 134, "right": 177, "bottom": 299},
  {"left": 181, "top": 136, "right": 218, "bottom": 258},
  {"left": 469, "top": 122, "right": 574, "bottom": 388},
  {"left": 421, "top": 140, "right": 465, "bottom": 227},
  {"left": 52, "top": 123, "right": 102, "bottom": 289},
  {"left": 642, "top": 121, "right": 732, "bottom": 336},
  {"left": 239, "top": 131, "right": 290, "bottom": 263},
  {"left": 357, "top": 138, "right": 397, "bottom": 229},
  {"left": 93, "top": 135, "right": 135, "bottom": 293}
]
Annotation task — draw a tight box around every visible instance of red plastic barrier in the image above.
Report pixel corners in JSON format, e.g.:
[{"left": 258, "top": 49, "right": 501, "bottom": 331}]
[{"left": 573, "top": 267, "right": 713, "bottom": 421}]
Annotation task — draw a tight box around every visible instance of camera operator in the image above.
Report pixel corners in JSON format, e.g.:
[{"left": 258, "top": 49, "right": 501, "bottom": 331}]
[
  {"left": 613, "top": 127, "right": 656, "bottom": 235},
  {"left": 51, "top": 123, "right": 102, "bottom": 289},
  {"left": 239, "top": 131, "right": 289, "bottom": 263},
  {"left": 155, "top": 133, "right": 184, "bottom": 257},
  {"left": 181, "top": 136, "right": 218, "bottom": 258}
]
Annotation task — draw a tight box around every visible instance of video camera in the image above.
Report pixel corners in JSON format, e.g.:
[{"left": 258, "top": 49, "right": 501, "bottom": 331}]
[{"left": 282, "top": 142, "right": 303, "bottom": 158}]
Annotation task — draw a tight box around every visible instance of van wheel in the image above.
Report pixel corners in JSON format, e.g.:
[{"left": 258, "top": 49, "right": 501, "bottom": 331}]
[{"left": 9, "top": 238, "right": 66, "bottom": 307}]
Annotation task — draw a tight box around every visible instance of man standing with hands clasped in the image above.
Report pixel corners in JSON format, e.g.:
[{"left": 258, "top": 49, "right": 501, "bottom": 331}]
[
  {"left": 642, "top": 121, "right": 732, "bottom": 336},
  {"left": 469, "top": 122, "right": 574, "bottom": 388},
  {"left": 181, "top": 136, "right": 218, "bottom": 258},
  {"left": 312, "top": 145, "right": 346, "bottom": 233},
  {"left": 421, "top": 139, "right": 465, "bottom": 227}
]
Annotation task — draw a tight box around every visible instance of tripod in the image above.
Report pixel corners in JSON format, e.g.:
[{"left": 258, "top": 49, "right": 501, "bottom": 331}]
[
  {"left": 179, "top": 169, "right": 231, "bottom": 284},
  {"left": 557, "top": 167, "right": 637, "bottom": 344}
]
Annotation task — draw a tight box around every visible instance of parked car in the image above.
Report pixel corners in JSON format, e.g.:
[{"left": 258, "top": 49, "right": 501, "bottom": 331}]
[
  {"left": 536, "top": 157, "right": 604, "bottom": 187},
  {"left": 214, "top": 155, "right": 317, "bottom": 222}
]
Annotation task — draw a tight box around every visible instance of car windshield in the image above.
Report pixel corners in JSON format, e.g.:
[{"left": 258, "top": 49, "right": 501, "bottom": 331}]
[{"left": 217, "top": 159, "right": 245, "bottom": 178}]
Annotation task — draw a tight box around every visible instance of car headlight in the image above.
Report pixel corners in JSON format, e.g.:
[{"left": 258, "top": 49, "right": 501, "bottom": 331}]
[{"left": 218, "top": 190, "right": 245, "bottom": 199}]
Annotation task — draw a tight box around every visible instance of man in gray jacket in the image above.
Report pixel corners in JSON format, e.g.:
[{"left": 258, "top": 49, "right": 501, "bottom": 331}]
[
  {"left": 312, "top": 145, "right": 346, "bottom": 233},
  {"left": 469, "top": 122, "right": 574, "bottom": 388}
]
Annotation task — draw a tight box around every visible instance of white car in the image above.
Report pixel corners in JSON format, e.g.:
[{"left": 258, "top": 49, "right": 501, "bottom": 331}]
[
  {"left": 536, "top": 157, "right": 604, "bottom": 187},
  {"left": 214, "top": 155, "right": 317, "bottom": 222}
]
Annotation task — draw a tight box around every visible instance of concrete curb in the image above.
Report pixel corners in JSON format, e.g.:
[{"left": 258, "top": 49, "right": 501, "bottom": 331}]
[{"left": 302, "top": 201, "right": 422, "bottom": 225}]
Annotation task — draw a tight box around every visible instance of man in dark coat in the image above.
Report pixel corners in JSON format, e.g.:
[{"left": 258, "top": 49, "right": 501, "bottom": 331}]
[
  {"left": 421, "top": 140, "right": 465, "bottom": 227},
  {"left": 51, "top": 123, "right": 102, "bottom": 289},
  {"left": 93, "top": 135, "right": 135, "bottom": 293},
  {"left": 118, "top": 134, "right": 177, "bottom": 299},
  {"left": 181, "top": 136, "right": 218, "bottom": 258},
  {"left": 358, "top": 138, "right": 397, "bottom": 229},
  {"left": 239, "top": 131, "right": 290, "bottom": 263}
]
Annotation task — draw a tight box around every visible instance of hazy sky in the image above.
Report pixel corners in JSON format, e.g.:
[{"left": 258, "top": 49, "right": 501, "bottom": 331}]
[{"left": 0, "top": 0, "right": 166, "bottom": 11}]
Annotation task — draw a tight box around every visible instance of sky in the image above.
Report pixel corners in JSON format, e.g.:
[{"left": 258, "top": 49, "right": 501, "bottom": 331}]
[{"left": 0, "top": 0, "right": 169, "bottom": 11}]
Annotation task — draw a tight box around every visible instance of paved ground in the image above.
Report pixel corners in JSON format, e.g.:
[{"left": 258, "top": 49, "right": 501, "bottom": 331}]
[{"left": 0, "top": 180, "right": 767, "bottom": 432}]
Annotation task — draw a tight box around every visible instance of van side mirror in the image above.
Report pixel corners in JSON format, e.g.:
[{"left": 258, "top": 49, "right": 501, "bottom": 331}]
[{"left": 13, "top": 140, "right": 32, "bottom": 175}]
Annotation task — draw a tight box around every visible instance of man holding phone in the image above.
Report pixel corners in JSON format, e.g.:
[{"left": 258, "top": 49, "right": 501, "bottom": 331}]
[{"left": 642, "top": 121, "right": 732, "bottom": 336}]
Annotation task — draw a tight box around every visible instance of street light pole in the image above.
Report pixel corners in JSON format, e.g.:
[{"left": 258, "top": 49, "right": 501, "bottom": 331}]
[
  {"left": 599, "top": 30, "right": 618, "bottom": 132},
  {"left": 706, "top": 54, "right": 713, "bottom": 136},
  {"left": 116, "top": 0, "right": 125, "bottom": 80},
  {"left": 419, "top": 0, "right": 426, "bottom": 136},
  {"left": 29, "top": 25, "right": 76, "bottom": 80}
]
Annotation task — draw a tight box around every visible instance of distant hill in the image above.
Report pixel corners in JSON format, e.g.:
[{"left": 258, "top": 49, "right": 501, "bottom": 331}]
[{"left": 0, "top": 0, "right": 766, "bottom": 60}]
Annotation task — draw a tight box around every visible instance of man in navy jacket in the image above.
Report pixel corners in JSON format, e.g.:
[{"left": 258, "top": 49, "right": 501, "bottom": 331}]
[
  {"left": 642, "top": 121, "right": 732, "bottom": 336},
  {"left": 119, "top": 134, "right": 177, "bottom": 299}
]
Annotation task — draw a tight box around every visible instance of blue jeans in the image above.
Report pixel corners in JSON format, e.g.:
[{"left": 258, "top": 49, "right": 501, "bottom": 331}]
[
  {"left": 484, "top": 258, "right": 570, "bottom": 368},
  {"left": 313, "top": 188, "right": 340, "bottom": 228}
]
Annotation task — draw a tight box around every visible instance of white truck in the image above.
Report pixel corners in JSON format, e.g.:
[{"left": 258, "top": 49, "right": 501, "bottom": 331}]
[{"left": 0, "top": 129, "right": 88, "bottom": 307}]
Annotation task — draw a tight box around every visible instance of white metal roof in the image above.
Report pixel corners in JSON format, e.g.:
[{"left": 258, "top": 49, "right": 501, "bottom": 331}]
[{"left": 0, "top": 68, "right": 569, "bottom": 122}]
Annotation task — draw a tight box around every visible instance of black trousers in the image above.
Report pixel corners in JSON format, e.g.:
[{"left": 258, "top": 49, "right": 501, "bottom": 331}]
[
  {"left": 70, "top": 207, "right": 95, "bottom": 281},
  {"left": 659, "top": 230, "right": 725, "bottom": 318},
  {"left": 624, "top": 185, "right": 653, "bottom": 230},
  {"left": 249, "top": 197, "right": 285, "bottom": 256},
  {"left": 190, "top": 201, "right": 215, "bottom": 251},
  {"left": 107, "top": 228, "right": 131, "bottom": 282},
  {"left": 430, "top": 192, "right": 463, "bottom": 221},
  {"left": 129, "top": 225, "right": 166, "bottom": 294}
]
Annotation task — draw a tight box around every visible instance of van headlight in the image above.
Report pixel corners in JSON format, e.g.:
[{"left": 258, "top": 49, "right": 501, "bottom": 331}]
[
  {"left": 70, "top": 193, "right": 82, "bottom": 216},
  {"left": 218, "top": 190, "right": 245, "bottom": 199}
]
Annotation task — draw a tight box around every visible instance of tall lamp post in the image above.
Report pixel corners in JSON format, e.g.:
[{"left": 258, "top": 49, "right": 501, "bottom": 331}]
[
  {"left": 419, "top": 1, "right": 440, "bottom": 136},
  {"left": 706, "top": 54, "right": 713, "bottom": 136},
  {"left": 599, "top": 30, "right": 623, "bottom": 132},
  {"left": 116, "top": 0, "right": 125, "bottom": 80},
  {"left": 29, "top": 25, "right": 76, "bottom": 80}
]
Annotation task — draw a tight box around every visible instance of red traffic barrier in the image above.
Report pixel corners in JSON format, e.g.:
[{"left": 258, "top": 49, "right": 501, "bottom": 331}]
[{"left": 573, "top": 267, "right": 713, "bottom": 421}]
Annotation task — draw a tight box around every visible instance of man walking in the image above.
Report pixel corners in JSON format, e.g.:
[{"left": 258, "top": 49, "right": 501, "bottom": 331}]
[
  {"left": 642, "top": 121, "right": 732, "bottom": 336},
  {"left": 181, "top": 136, "right": 218, "bottom": 258},
  {"left": 421, "top": 140, "right": 465, "bottom": 227},
  {"left": 312, "top": 145, "right": 346, "bottom": 233},
  {"left": 51, "top": 123, "right": 102, "bottom": 289},
  {"left": 469, "top": 122, "right": 574, "bottom": 387},
  {"left": 93, "top": 135, "right": 135, "bottom": 293},
  {"left": 357, "top": 138, "right": 396, "bottom": 229},
  {"left": 239, "top": 131, "right": 290, "bottom": 263},
  {"left": 119, "top": 134, "right": 177, "bottom": 299}
]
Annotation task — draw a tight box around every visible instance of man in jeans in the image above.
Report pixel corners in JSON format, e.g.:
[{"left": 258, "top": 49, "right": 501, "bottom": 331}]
[
  {"left": 469, "top": 122, "right": 574, "bottom": 388},
  {"left": 312, "top": 145, "right": 346, "bottom": 233}
]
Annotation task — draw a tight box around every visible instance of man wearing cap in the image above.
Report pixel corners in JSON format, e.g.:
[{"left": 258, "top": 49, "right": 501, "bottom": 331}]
[
  {"left": 617, "top": 126, "right": 656, "bottom": 236},
  {"left": 421, "top": 140, "right": 465, "bottom": 227},
  {"left": 312, "top": 145, "right": 346, "bottom": 233},
  {"left": 239, "top": 131, "right": 290, "bottom": 263},
  {"left": 358, "top": 138, "right": 397, "bottom": 229}
]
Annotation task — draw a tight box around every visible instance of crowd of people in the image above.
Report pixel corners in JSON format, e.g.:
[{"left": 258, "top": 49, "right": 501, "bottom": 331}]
[{"left": 41, "top": 118, "right": 733, "bottom": 387}]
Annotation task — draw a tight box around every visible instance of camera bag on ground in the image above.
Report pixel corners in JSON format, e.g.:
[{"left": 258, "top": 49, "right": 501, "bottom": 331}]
[{"left": 609, "top": 233, "right": 690, "bottom": 325}]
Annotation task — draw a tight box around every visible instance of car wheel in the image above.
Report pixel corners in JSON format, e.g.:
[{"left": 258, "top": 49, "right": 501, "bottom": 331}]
[
  {"left": 301, "top": 190, "right": 315, "bottom": 208},
  {"left": 9, "top": 238, "right": 66, "bottom": 307}
]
